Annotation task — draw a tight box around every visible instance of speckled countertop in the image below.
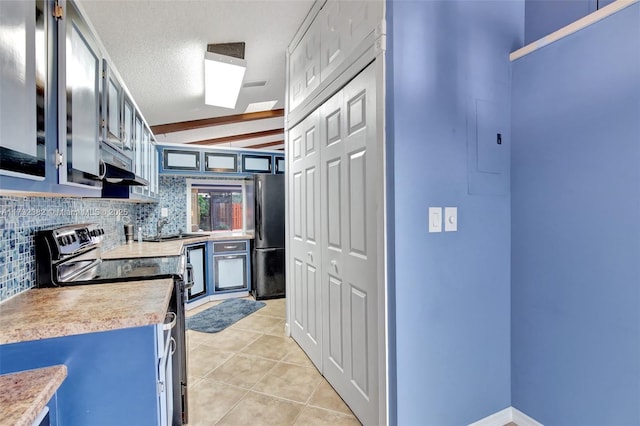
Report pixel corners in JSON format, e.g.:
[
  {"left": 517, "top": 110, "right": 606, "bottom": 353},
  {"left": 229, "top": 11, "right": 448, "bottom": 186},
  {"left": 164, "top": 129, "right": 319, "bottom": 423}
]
[
  {"left": 0, "top": 365, "right": 67, "bottom": 426},
  {"left": 102, "top": 233, "right": 253, "bottom": 259},
  {"left": 0, "top": 279, "right": 173, "bottom": 345}
]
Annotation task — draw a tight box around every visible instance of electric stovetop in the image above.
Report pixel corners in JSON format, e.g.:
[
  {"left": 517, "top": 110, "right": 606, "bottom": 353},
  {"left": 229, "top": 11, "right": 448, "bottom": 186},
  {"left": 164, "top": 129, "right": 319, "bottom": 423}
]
[{"left": 68, "top": 256, "right": 184, "bottom": 285}]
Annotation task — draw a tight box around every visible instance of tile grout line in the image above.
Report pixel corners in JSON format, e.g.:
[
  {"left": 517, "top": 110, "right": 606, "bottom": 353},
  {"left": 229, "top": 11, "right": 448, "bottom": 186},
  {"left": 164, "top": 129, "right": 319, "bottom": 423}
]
[
  {"left": 188, "top": 298, "right": 359, "bottom": 425},
  {"left": 213, "top": 324, "right": 288, "bottom": 425}
]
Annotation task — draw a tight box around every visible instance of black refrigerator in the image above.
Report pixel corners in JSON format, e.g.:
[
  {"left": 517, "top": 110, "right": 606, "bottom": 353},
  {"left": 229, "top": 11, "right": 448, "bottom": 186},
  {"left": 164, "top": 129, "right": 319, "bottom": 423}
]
[{"left": 252, "top": 173, "right": 286, "bottom": 299}]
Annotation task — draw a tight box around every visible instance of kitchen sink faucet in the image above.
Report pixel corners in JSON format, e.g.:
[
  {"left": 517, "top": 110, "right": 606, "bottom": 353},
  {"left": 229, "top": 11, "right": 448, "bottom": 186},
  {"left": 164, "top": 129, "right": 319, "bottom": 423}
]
[{"left": 157, "top": 217, "right": 169, "bottom": 236}]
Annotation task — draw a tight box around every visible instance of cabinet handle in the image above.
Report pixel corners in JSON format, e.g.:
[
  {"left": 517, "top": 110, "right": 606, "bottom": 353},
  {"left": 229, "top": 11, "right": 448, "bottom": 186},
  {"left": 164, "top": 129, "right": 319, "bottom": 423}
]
[
  {"left": 223, "top": 245, "right": 237, "bottom": 249},
  {"left": 163, "top": 312, "right": 177, "bottom": 330},
  {"left": 169, "top": 337, "right": 176, "bottom": 356},
  {"left": 331, "top": 260, "right": 338, "bottom": 272},
  {"left": 55, "top": 149, "right": 64, "bottom": 168},
  {"left": 98, "top": 159, "right": 106, "bottom": 180}
]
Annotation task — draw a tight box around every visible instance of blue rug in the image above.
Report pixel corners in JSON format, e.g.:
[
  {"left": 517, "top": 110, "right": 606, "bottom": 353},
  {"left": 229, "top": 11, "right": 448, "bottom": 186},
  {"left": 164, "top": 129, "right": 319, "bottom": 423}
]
[{"left": 186, "top": 298, "right": 266, "bottom": 333}]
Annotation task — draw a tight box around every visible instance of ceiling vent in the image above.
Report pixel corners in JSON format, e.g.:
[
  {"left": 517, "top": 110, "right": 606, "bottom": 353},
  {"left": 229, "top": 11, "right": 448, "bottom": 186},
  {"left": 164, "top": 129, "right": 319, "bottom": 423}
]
[
  {"left": 243, "top": 80, "right": 268, "bottom": 88},
  {"left": 206, "top": 42, "right": 245, "bottom": 59}
]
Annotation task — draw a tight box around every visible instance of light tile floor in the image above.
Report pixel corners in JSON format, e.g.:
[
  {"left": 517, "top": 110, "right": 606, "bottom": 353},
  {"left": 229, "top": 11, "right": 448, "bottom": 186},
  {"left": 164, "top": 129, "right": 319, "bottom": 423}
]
[{"left": 185, "top": 298, "right": 361, "bottom": 426}]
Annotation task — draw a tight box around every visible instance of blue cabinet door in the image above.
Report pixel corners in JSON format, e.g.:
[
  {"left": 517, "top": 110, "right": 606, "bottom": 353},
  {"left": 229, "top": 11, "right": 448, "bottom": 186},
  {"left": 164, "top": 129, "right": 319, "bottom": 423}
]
[
  {"left": 204, "top": 152, "right": 238, "bottom": 173},
  {"left": 214, "top": 253, "right": 248, "bottom": 292},
  {"left": 161, "top": 148, "right": 201, "bottom": 172},
  {"left": 275, "top": 156, "right": 285, "bottom": 174},
  {"left": 58, "top": 0, "right": 103, "bottom": 191},
  {"left": 0, "top": 0, "right": 53, "bottom": 191},
  {"left": 186, "top": 243, "right": 208, "bottom": 300},
  {"left": 242, "top": 154, "right": 272, "bottom": 173}
]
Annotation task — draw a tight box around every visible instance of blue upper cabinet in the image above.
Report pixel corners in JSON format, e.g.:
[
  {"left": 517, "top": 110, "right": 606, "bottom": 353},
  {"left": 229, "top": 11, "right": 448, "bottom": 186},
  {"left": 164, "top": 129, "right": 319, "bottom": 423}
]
[
  {"left": 0, "top": 0, "right": 59, "bottom": 193},
  {"left": 204, "top": 151, "right": 237, "bottom": 173},
  {"left": 1, "top": 0, "right": 102, "bottom": 196},
  {"left": 58, "top": 0, "right": 103, "bottom": 192},
  {"left": 102, "top": 59, "right": 125, "bottom": 152},
  {"left": 241, "top": 153, "right": 272, "bottom": 173},
  {"left": 161, "top": 147, "right": 202, "bottom": 173},
  {"left": 275, "top": 155, "right": 285, "bottom": 174},
  {"left": 0, "top": 0, "right": 158, "bottom": 199},
  {"left": 158, "top": 145, "right": 284, "bottom": 176}
]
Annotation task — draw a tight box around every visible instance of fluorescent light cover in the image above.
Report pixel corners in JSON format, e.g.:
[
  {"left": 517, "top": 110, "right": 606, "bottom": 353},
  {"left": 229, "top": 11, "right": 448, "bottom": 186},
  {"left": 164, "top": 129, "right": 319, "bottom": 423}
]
[
  {"left": 204, "top": 51, "right": 246, "bottom": 108},
  {"left": 244, "top": 100, "right": 278, "bottom": 113}
]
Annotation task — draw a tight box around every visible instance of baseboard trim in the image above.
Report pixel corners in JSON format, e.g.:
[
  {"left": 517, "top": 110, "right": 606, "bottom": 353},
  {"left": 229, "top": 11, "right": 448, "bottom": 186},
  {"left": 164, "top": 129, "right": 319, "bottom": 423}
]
[
  {"left": 468, "top": 407, "right": 543, "bottom": 426},
  {"left": 469, "top": 407, "right": 513, "bottom": 426},
  {"left": 512, "top": 408, "right": 543, "bottom": 426}
]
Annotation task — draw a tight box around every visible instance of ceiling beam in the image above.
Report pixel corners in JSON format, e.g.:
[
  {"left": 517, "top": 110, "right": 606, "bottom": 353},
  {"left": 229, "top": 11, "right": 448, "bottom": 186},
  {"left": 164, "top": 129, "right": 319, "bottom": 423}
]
[
  {"left": 244, "top": 140, "right": 285, "bottom": 149},
  {"left": 150, "top": 109, "right": 284, "bottom": 135},
  {"left": 187, "top": 128, "right": 284, "bottom": 146}
]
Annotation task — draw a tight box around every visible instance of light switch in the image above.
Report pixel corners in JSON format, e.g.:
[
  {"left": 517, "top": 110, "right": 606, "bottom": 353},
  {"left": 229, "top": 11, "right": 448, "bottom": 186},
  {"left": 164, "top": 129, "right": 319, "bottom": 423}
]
[
  {"left": 161, "top": 207, "right": 169, "bottom": 217},
  {"left": 444, "top": 207, "right": 457, "bottom": 232},
  {"left": 429, "top": 207, "right": 442, "bottom": 233}
]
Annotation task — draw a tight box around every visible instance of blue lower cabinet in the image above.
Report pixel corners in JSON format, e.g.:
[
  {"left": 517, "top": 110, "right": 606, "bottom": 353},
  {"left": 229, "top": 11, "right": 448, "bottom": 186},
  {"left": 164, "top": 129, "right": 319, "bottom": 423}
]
[
  {"left": 48, "top": 394, "right": 58, "bottom": 426},
  {"left": 209, "top": 240, "right": 250, "bottom": 295},
  {"left": 0, "top": 326, "right": 162, "bottom": 425},
  {"left": 32, "top": 393, "right": 58, "bottom": 426}
]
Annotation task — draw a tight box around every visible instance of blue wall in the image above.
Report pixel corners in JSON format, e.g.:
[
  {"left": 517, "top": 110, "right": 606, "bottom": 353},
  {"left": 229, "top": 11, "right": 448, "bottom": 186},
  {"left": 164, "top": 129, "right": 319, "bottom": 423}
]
[
  {"left": 386, "top": 1, "right": 523, "bottom": 424},
  {"left": 511, "top": 4, "right": 640, "bottom": 424}
]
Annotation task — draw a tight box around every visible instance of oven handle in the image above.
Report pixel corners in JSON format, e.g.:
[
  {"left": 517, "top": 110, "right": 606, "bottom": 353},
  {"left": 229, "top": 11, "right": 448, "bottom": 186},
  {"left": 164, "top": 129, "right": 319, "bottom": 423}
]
[
  {"left": 58, "top": 258, "right": 102, "bottom": 283},
  {"left": 163, "top": 312, "right": 177, "bottom": 331}
]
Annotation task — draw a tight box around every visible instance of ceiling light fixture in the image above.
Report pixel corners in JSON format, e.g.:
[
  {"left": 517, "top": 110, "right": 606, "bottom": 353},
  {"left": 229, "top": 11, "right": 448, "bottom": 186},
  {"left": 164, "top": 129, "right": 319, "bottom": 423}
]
[
  {"left": 204, "top": 42, "right": 246, "bottom": 109},
  {"left": 244, "top": 100, "right": 278, "bottom": 113}
]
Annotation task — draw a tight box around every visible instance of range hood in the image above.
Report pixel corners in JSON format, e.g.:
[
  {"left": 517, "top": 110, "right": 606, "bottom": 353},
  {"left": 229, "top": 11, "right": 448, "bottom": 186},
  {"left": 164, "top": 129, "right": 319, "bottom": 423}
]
[
  {"left": 102, "top": 162, "right": 148, "bottom": 186},
  {"left": 100, "top": 142, "right": 148, "bottom": 186}
]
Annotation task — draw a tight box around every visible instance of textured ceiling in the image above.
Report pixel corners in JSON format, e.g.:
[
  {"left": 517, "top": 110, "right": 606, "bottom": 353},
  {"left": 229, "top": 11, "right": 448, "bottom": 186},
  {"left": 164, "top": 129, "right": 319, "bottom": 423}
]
[{"left": 79, "top": 0, "right": 313, "bottom": 128}]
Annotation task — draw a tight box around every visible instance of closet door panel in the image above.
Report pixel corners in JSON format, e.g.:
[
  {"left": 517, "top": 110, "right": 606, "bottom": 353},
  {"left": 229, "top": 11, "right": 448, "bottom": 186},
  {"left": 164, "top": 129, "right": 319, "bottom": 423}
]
[
  {"left": 320, "top": 0, "right": 382, "bottom": 83},
  {"left": 289, "top": 110, "right": 322, "bottom": 369},
  {"left": 320, "top": 62, "right": 379, "bottom": 426}
]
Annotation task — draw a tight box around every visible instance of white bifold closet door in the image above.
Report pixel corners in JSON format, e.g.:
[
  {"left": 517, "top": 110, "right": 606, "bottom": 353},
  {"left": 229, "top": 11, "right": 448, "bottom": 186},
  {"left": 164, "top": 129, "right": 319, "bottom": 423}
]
[{"left": 289, "top": 62, "right": 379, "bottom": 426}]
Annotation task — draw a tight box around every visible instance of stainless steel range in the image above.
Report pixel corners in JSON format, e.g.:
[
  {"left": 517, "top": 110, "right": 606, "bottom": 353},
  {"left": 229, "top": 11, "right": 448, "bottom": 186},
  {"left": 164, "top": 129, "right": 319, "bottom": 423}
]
[{"left": 35, "top": 223, "right": 191, "bottom": 425}]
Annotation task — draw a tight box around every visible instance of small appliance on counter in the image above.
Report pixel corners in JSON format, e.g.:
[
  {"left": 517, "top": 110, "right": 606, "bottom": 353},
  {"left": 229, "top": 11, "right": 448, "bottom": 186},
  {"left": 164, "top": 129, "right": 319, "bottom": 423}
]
[
  {"left": 251, "top": 174, "right": 286, "bottom": 299},
  {"left": 124, "top": 223, "right": 134, "bottom": 244},
  {"left": 35, "top": 224, "right": 191, "bottom": 425}
]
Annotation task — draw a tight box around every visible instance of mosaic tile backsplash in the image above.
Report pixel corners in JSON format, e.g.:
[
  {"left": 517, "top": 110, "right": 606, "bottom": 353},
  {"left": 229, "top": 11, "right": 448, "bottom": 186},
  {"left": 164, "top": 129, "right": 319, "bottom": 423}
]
[
  {"left": 137, "top": 176, "right": 188, "bottom": 238},
  {"left": 0, "top": 175, "right": 249, "bottom": 302},
  {"left": 0, "top": 196, "right": 138, "bottom": 301}
]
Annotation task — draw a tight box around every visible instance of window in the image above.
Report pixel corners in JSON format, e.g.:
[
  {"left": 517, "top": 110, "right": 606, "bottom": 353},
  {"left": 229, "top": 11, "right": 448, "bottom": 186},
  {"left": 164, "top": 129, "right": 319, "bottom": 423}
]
[{"left": 187, "top": 179, "right": 254, "bottom": 233}]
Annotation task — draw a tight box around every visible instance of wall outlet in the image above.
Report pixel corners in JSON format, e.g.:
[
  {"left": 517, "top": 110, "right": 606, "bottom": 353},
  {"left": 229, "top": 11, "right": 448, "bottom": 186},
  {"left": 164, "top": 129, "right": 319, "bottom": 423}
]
[{"left": 160, "top": 207, "right": 169, "bottom": 217}]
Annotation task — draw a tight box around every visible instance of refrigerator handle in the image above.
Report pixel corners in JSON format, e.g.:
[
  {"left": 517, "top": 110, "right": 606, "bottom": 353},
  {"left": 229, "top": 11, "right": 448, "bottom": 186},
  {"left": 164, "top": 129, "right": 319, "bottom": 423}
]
[{"left": 256, "top": 180, "right": 262, "bottom": 241}]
